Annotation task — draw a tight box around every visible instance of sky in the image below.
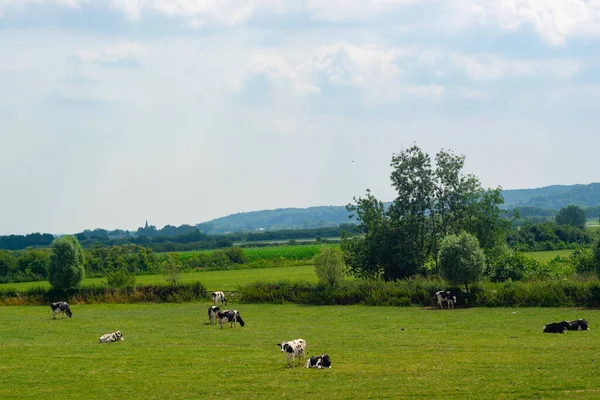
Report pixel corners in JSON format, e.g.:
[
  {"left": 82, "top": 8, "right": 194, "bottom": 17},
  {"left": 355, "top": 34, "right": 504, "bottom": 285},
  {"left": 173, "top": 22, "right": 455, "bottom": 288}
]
[{"left": 1, "top": 0, "right": 600, "bottom": 235}]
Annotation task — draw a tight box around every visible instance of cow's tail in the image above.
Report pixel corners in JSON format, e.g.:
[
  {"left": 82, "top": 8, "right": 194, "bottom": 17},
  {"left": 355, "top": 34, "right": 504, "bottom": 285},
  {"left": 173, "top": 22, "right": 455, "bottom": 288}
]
[{"left": 237, "top": 314, "right": 245, "bottom": 327}]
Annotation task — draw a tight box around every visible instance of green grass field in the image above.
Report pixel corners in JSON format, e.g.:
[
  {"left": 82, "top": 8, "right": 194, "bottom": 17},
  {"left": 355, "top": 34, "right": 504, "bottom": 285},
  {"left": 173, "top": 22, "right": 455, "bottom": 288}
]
[
  {"left": 1, "top": 304, "right": 598, "bottom": 399},
  {"left": 0, "top": 265, "right": 317, "bottom": 292},
  {"left": 523, "top": 250, "right": 575, "bottom": 263}
]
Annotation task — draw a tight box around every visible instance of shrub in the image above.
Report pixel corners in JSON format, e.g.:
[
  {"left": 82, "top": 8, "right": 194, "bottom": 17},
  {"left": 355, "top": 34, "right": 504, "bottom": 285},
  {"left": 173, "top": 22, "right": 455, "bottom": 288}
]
[
  {"left": 488, "top": 252, "right": 539, "bottom": 282},
  {"left": 313, "top": 246, "right": 346, "bottom": 288},
  {"left": 105, "top": 268, "right": 136, "bottom": 289},
  {"left": 570, "top": 248, "right": 594, "bottom": 274}
]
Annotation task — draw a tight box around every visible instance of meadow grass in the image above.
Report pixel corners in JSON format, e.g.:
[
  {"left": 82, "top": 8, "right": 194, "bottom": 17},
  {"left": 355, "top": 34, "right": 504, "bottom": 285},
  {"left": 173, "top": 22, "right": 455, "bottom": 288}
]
[
  {"left": 0, "top": 265, "right": 318, "bottom": 292},
  {"left": 524, "top": 249, "right": 575, "bottom": 263},
  {"left": 0, "top": 304, "right": 599, "bottom": 399}
]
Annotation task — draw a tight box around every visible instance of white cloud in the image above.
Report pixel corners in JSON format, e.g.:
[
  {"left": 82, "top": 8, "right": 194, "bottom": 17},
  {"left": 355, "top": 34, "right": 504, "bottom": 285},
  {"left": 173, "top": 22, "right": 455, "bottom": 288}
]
[
  {"left": 109, "top": 0, "right": 294, "bottom": 25},
  {"left": 406, "top": 83, "right": 445, "bottom": 99},
  {"left": 477, "top": 0, "right": 600, "bottom": 46},
  {"left": 450, "top": 53, "right": 582, "bottom": 81},
  {"left": 228, "top": 41, "right": 415, "bottom": 98},
  {"left": 311, "top": 41, "right": 410, "bottom": 88},
  {"left": 3, "top": 0, "right": 600, "bottom": 46},
  {"left": 76, "top": 42, "right": 149, "bottom": 65},
  {"left": 0, "top": 0, "right": 87, "bottom": 16}
]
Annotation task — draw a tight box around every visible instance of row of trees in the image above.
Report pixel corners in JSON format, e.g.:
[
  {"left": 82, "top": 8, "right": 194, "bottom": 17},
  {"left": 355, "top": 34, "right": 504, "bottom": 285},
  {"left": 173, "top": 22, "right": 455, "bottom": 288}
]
[
  {"left": 338, "top": 144, "right": 600, "bottom": 293},
  {"left": 341, "top": 144, "right": 507, "bottom": 281}
]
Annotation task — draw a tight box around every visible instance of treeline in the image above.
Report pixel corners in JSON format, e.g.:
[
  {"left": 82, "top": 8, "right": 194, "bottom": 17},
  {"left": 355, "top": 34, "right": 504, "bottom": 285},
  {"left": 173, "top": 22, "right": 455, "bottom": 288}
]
[
  {"left": 0, "top": 244, "right": 309, "bottom": 284},
  {"left": 0, "top": 225, "right": 350, "bottom": 252},
  {"left": 0, "top": 233, "right": 55, "bottom": 250},
  {"left": 506, "top": 222, "right": 594, "bottom": 252},
  {"left": 502, "top": 205, "right": 600, "bottom": 223}
]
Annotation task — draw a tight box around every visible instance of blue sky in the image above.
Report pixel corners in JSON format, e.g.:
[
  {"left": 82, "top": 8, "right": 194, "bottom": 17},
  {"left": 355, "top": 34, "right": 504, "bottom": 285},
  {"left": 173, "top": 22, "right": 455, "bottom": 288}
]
[{"left": 1, "top": 0, "right": 600, "bottom": 235}]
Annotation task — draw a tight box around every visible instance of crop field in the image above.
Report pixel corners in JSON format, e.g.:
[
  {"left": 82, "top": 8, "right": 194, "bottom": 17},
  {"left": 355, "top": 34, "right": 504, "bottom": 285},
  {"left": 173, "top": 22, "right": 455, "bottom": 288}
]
[
  {"left": 0, "top": 265, "right": 317, "bottom": 292},
  {"left": 1, "top": 304, "right": 599, "bottom": 399},
  {"left": 176, "top": 244, "right": 337, "bottom": 262}
]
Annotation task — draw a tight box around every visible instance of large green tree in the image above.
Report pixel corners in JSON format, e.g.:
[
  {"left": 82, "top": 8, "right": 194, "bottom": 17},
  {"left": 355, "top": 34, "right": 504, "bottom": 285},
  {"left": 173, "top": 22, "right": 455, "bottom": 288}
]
[
  {"left": 555, "top": 205, "right": 586, "bottom": 230},
  {"left": 49, "top": 236, "right": 86, "bottom": 290},
  {"left": 342, "top": 144, "right": 506, "bottom": 281}
]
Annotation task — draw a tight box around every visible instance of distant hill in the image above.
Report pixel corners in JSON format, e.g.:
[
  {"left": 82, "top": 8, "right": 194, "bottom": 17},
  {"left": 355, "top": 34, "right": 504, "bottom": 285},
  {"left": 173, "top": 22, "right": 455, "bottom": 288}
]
[
  {"left": 197, "top": 206, "right": 355, "bottom": 234},
  {"left": 501, "top": 183, "right": 600, "bottom": 209},
  {"left": 197, "top": 183, "right": 600, "bottom": 233}
]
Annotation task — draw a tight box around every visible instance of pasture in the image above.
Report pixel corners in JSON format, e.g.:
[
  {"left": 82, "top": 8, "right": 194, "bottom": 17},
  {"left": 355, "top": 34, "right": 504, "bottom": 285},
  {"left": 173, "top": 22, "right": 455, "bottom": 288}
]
[
  {"left": 0, "top": 265, "right": 317, "bottom": 292},
  {"left": 524, "top": 249, "right": 575, "bottom": 263},
  {"left": 1, "top": 304, "right": 599, "bottom": 399}
]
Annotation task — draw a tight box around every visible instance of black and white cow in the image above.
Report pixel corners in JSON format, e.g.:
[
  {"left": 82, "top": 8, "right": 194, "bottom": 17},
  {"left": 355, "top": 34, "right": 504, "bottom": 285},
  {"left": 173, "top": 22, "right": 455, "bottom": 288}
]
[
  {"left": 567, "top": 319, "right": 589, "bottom": 331},
  {"left": 277, "top": 339, "right": 306, "bottom": 368},
  {"left": 50, "top": 301, "right": 72, "bottom": 319},
  {"left": 98, "top": 330, "right": 125, "bottom": 343},
  {"left": 306, "top": 353, "right": 331, "bottom": 369},
  {"left": 435, "top": 291, "right": 457, "bottom": 309},
  {"left": 208, "top": 306, "right": 220, "bottom": 325},
  {"left": 543, "top": 320, "right": 570, "bottom": 333},
  {"left": 217, "top": 309, "right": 244, "bottom": 329},
  {"left": 212, "top": 291, "right": 227, "bottom": 305}
]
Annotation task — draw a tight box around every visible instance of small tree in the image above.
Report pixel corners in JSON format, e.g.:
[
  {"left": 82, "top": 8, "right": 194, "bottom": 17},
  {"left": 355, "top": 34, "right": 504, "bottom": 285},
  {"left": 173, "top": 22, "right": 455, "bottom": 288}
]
[
  {"left": 48, "top": 236, "right": 85, "bottom": 291},
  {"left": 313, "top": 246, "right": 346, "bottom": 288},
  {"left": 439, "top": 232, "right": 485, "bottom": 301},
  {"left": 162, "top": 252, "right": 181, "bottom": 286}
]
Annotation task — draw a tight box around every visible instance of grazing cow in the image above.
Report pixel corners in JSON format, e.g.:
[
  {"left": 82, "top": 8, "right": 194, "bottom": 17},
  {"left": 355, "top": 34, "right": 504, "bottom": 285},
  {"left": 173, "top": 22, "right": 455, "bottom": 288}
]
[
  {"left": 50, "top": 301, "right": 72, "bottom": 319},
  {"left": 543, "top": 321, "right": 570, "bottom": 333},
  {"left": 98, "top": 331, "right": 125, "bottom": 343},
  {"left": 208, "top": 306, "right": 220, "bottom": 325},
  {"left": 212, "top": 291, "right": 227, "bottom": 305},
  {"left": 435, "top": 291, "right": 457, "bottom": 309},
  {"left": 306, "top": 353, "right": 331, "bottom": 369},
  {"left": 217, "top": 309, "right": 244, "bottom": 329},
  {"left": 277, "top": 339, "right": 306, "bottom": 368},
  {"left": 567, "top": 319, "right": 589, "bottom": 331}
]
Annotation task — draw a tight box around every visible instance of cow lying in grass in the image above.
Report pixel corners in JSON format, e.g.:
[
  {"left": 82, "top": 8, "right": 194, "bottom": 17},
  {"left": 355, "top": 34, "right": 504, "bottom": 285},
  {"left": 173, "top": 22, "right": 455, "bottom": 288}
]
[
  {"left": 306, "top": 353, "right": 331, "bottom": 369},
  {"left": 217, "top": 310, "right": 244, "bottom": 329},
  {"left": 277, "top": 339, "right": 306, "bottom": 368},
  {"left": 543, "top": 321, "right": 570, "bottom": 333},
  {"left": 567, "top": 319, "right": 589, "bottom": 331},
  {"left": 50, "top": 302, "right": 72, "bottom": 319},
  {"left": 98, "top": 331, "right": 125, "bottom": 343},
  {"left": 208, "top": 306, "right": 220, "bottom": 325}
]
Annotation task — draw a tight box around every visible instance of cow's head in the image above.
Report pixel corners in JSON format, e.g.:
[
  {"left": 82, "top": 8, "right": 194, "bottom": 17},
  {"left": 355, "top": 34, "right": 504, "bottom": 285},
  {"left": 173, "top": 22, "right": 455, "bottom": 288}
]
[
  {"left": 115, "top": 331, "right": 124, "bottom": 341},
  {"left": 277, "top": 342, "right": 292, "bottom": 353},
  {"left": 320, "top": 354, "right": 331, "bottom": 368},
  {"left": 66, "top": 309, "right": 72, "bottom": 318}
]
